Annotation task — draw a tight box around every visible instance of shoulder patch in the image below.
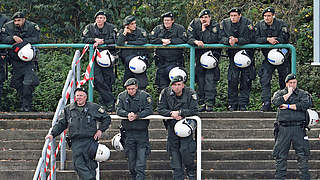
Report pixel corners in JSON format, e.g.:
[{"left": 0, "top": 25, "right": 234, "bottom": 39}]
[
  {"left": 83, "top": 28, "right": 88, "bottom": 36},
  {"left": 212, "top": 27, "right": 217, "bottom": 33},
  {"left": 220, "top": 23, "right": 223, "bottom": 30},
  {"left": 282, "top": 27, "right": 288, "bottom": 33},
  {"left": 158, "top": 93, "right": 162, "bottom": 102},
  {"left": 1, "top": 27, "right": 5, "bottom": 33},
  {"left": 142, "top": 30, "right": 147, "bottom": 37},
  {"left": 192, "top": 94, "right": 197, "bottom": 100},
  {"left": 248, "top": 24, "right": 253, "bottom": 30},
  {"left": 113, "top": 27, "right": 118, "bottom": 33},
  {"left": 147, "top": 97, "right": 152, "bottom": 103},
  {"left": 35, "top": 25, "right": 40, "bottom": 31},
  {"left": 151, "top": 31, "right": 154, "bottom": 35},
  {"left": 116, "top": 99, "right": 119, "bottom": 106},
  {"left": 183, "top": 32, "right": 187, "bottom": 38},
  {"left": 98, "top": 106, "right": 105, "bottom": 114},
  {"left": 188, "top": 26, "right": 193, "bottom": 32}
]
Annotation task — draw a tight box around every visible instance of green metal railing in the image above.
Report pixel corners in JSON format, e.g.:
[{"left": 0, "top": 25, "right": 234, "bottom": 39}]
[{"left": 0, "top": 43, "right": 296, "bottom": 101}]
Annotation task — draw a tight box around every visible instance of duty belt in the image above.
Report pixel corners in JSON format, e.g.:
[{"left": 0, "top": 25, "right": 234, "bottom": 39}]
[{"left": 279, "top": 121, "right": 304, "bottom": 127}]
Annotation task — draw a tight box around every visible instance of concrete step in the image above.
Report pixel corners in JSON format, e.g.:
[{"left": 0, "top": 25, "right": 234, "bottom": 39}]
[
  {"left": 1, "top": 169, "right": 319, "bottom": 180},
  {"left": 2, "top": 149, "right": 320, "bottom": 161}
]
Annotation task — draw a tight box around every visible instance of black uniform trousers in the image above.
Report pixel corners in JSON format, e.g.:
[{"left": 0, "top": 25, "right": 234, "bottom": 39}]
[
  {"left": 125, "top": 130, "right": 150, "bottom": 180},
  {"left": 123, "top": 55, "right": 148, "bottom": 90},
  {"left": 93, "top": 62, "right": 115, "bottom": 109},
  {"left": 259, "top": 56, "right": 289, "bottom": 103},
  {"left": 0, "top": 56, "right": 5, "bottom": 105},
  {"left": 167, "top": 120, "right": 196, "bottom": 180},
  {"left": 273, "top": 125, "right": 310, "bottom": 180}
]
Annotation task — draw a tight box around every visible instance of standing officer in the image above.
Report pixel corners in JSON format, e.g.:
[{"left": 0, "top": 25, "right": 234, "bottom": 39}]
[
  {"left": 256, "top": 7, "right": 290, "bottom": 112},
  {"left": 272, "top": 74, "right": 312, "bottom": 179},
  {"left": 187, "top": 9, "right": 221, "bottom": 112},
  {"left": 220, "top": 7, "right": 256, "bottom": 111},
  {"left": 0, "top": 13, "right": 9, "bottom": 109},
  {"left": 158, "top": 75, "right": 198, "bottom": 180},
  {"left": 117, "top": 15, "right": 149, "bottom": 90},
  {"left": 116, "top": 78, "right": 153, "bottom": 180},
  {"left": 1, "top": 12, "right": 40, "bottom": 112},
  {"left": 82, "top": 9, "right": 117, "bottom": 112},
  {"left": 46, "top": 87, "right": 111, "bottom": 180},
  {"left": 150, "top": 12, "right": 187, "bottom": 92}
]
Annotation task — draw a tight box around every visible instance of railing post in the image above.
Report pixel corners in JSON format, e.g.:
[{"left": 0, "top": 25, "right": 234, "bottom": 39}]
[
  {"left": 189, "top": 46, "right": 196, "bottom": 89},
  {"left": 289, "top": 44, "right": 297, "bottom": 74},
  {"left": 88, "top": 44, "right": 94, "bottom": 102}
]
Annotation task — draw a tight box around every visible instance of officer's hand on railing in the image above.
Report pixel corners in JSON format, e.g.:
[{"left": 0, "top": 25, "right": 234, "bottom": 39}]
[{"left": 45, "top": 134, "right": 53, "bottom": 141}]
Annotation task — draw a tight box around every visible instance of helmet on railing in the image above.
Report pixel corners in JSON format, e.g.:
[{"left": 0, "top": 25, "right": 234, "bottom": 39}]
[
  {"left": 234, "top": 50, "right": 251, "bottom": 68},
  {"left": 111, "top": 133, "right": 124, "bottom": 151},
  {"left": 169, "top": 67, "right": 187, "bottom": 82},
  {"left": 200, "top": 51, "right": 218, "bottom": 69},
  {"left": 306, "top": 109, "right": 319, "bottom": 127},
  {"left": 174, "top": 118, "right": 197, "bottom": 137},
  {"left": 96, "top": 50, "right": 115, "bottom": 67},
  {"left": 129, "top": 56, "right": 147, "bottom": 74},
  {"left": 95, "top": 144, "right": 111, "bottom": 162},
  {"left": 267, "top": 48, "right": 288, "bottom": 65}
]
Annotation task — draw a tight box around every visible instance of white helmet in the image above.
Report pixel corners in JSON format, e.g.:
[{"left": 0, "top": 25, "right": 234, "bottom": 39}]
[
  {"left": 95, "top": 144, "right": 111, "bottom": 162},
  {"left": 129, "top": 56, "right": 147, "bottom": 74},
  {"left": 306, "top": 109, "right": 319, "bottom": 127},
  {"left": 267, "top": 48, "right": 288, "bottom": 65},
  {"left": 111, "top": 133, "right": 124, "bottom": 151},
  {"left": 169, "top": 67, "right": 187, "bottom": 82},
  {"left": 200, "top": 51, "right": 218, "bottom": 69},
  {"left": 174, "top": 119, "right": 197, "bottom": 137},
  {"left": 18, "top": 43, "right": 34, "bottom": 61},
  {"left": 234, "top": 50, "right": 251, "bottom": 68},
  {"left": 96, "top": 50, "right": 115, "bottom": 67}
]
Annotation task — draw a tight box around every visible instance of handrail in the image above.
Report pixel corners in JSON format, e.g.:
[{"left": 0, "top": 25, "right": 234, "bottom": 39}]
[{"left": 110, "top": 115, "right": 202, "bottom": 180}]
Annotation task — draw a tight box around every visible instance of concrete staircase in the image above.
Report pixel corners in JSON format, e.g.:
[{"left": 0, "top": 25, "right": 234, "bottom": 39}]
[{"left": 0, "top": 112, "right": 319, "bottom": 180}]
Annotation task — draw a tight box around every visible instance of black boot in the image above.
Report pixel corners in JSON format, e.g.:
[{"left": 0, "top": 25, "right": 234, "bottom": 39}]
[{"left": 261, "top": 101, "right": 272, "bottom": 112}]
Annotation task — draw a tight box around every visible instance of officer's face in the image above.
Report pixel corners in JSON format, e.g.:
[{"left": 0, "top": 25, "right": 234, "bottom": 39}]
[
  {"left": 163, "top": 17, "right": 174, "bottom": 29},
  {"left": 200, "top": 15, "right": 211, "bottom": 25},
  {"left": 229, "top": 12, "right": 241, "bottom": 23},
  {"left": 95, "top": 15, "right": 106, "bottom": 27},
  {"left": 127, "top": 20, "right": 136, "bottom": 31},
  {"left": 263, "top": 12, "right": 274, "bottom": 25},
  {"left": 171, "top": 81, "right": 184, "bottom": 96},
  {"left": 75, "top": 91, "right": 87, "bottom": 106},
  {"left": 126, "top": 85, "right": 138, "bottom": 96},
  {"left": 286, "top": 79, "right": 297, "bottom": 89},
  {"left": 14, "top": 18, "right": 25, "bottom": 28}
]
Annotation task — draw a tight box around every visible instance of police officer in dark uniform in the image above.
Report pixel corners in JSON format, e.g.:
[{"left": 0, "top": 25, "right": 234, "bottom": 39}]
[
  {"left": 271, "top": 74, "right": 312, "bottom": 179},
  {"left": 256, "top": 7, "right": 290, "bottom": 112},
  {"left": 0, "top": 13, "right": 9, "bottom": 108},
  {"left": 158, "top": 75, "right": 198, "bottom": 180},
  {"left": 82, "top": 10, "right": 117, "bottom": 112},
  {"left": 187, "top": 9, "right": 221, "bottom": 112},
  {"left": 117, "top": 16, "right": 149, "bottom": 90},
  {"left": 1, "top": 12, "right": 40, "bottom": 112},
  {"left": 220, "top": 7, "right": 256, "bottom": 111},
  {"left": 116, "top": 78, "right": 153, "bottom": 180},
  {"left": 150, "top": 12, "right": 187, "bottom": 92},
  {"left": 46, "top": 87, "right": 111, "bottom": 180}
]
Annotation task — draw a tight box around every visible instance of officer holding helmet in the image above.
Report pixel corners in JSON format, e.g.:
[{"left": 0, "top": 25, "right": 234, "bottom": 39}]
[
  {"left": 220, "top": 7, "right": 256, "bottom": 111},
  {"left": 255, "top": 7, "right": 290, "bottom": 112},
  {"left": 187, "top": 9, "right": 221, "bottom": 112},
  {"left": 1, "top": 11, "right": 40, "bottom": 112},
  {"left": 117, "top": 15, "right": 149, "bottom": 90},
  {"left": 116, "top": 78, "right": 153, "bottom": 180},
  {"left": 82, "top": 9, "right": 117, "bottom": 112},
  {"left": 271, "top": 74, "right": 312, "bottom": 179},
  {"left": 158, "top": 75, "right": 198, "bottom": 180},
  {"left": 46, "top": 87, "right": 111, "bottom": 180},
  {"left": 150, "top": 12, "right": 187, "bottom": 93},
  {"left": 0, "top": 13, "right": 9, "bottom": 109}
]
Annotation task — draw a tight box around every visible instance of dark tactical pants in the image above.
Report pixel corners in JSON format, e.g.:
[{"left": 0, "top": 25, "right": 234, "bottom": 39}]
[
  {"left": 259, "top": 59, "right": 289, "bottom": 103},
  {"left": 273, "top": 125, "right": 310, "bottom": 180},
  {"left": 167, "top": 120, "right": 196, "bottom": 180},
  {"left": 93, "top": 62, "right": 115, "bottom": 108},
  {"left": 0, "top": 57, "right": 5, "bottom": 105},
  {"left": 10, "top": 61, "right": 39, "bottom": 109},
  {"left": 125, "top": 130, "right": 150, "bottom": 180},
  {"left": 123, "top": 55, "right": 148, "bottom": 90},
  {"left": 72, "top": 138, "right": 97, "bottom": 180}
]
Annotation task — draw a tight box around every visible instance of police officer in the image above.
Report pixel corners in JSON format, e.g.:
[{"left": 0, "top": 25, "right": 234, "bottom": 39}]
[
  {"left": 150, "top": 12, "right": 187, "bottom": 92},
  {"left": 220, "top": 7, "right": 256, "bottom": 111},
  {"left": 256, "top": 7, "right": 290, "bottom": 112},
  {"left": 1, "top": 12, "right": 40, "bottom": 112},
  {"left": 158, "top": 75, "right": 198, "bottom": 180},
  {"left": 116, "top": 78, "right": 153, "bottom": 180},
  {"left": 46, "top": 87, "right": 111, "bottom": 180},
  {"left": 117, "top": 16, "right": 149, "bottom": 90},
  {"left": 0, "top": 13, "right": 9, "bottom": 109},
  {"left": 82, "top": 10, "right": 117, "bottom": 112},
  {"left": 187, "top": 9, "right": 221, "bottom": 112},
  {"left": 271, "top": 74, "right": 312, "bottom": 179}
]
